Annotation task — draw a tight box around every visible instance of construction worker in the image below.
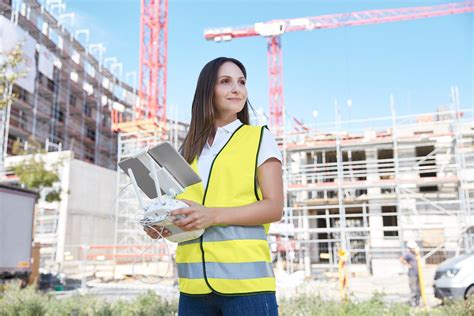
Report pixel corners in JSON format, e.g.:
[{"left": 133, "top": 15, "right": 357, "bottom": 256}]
[
  {"left": 145, "top": 57, "right": 283, "bottom": 315},
  {"left": 400, "top": 240, "right": 421, "bottom": 307}
]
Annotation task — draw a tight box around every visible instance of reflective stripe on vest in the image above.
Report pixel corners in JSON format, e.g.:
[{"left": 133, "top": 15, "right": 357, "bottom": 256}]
[
  {"left": 178, "top": 261, "right": 274, "bottom": 279},
  {"left": 180, "top": 225, "right": 267, "bottom": 245},
  {"left": 176, "top": 124, "right": 276, "bottom": 295}
]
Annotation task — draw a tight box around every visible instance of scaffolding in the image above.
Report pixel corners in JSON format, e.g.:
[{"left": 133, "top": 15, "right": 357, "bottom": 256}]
[
  {"left": 110, "top": 103, "right": 473, "bottom": 277},
  {"left": 279, "top": 101, "right": 473, "bottom": 276},
  {"left": 1, "top": 0, "right": 140, "bottom": 275},
  {"left": 112, "top": 120, "right": 189, "bottom": 269},
  {"left": 1, "top": 0, "right": 136, "bottom": 171}
]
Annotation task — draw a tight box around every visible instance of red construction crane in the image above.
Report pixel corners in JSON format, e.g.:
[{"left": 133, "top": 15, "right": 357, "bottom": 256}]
[
  {"left": 204, "top": 1, "right": 474, "bottom": 131},
  {"left": 111, "top": 0, "right": 168, "bottom": 133},
  {"left": 138, "top": 0, "right": 168, "bottom": 125}
]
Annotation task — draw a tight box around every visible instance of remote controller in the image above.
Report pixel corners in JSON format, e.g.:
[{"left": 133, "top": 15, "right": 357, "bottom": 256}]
[
  {"left": 140, "top": 199, "right": 204, "bottom": 243},
  {"left": 118, "top": 143, "right": 204, "bottom": 243}
]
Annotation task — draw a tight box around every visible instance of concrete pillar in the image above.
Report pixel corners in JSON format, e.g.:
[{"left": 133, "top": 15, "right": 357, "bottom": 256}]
[
  {"left": 368, "top": 204, "right": 384, "bottom": 248},
  {"left": 365, "top": 148, "right": 379, "bottom": 196},
  {"left": 397, "top": 146, "right": 415, "bottom": 182},
  {"left": 302, "top": 207, "right": 311, "bottom": 277}
]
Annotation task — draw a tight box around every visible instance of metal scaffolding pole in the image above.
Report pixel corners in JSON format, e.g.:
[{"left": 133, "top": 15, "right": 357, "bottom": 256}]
[
  {"left": 451, "top": 86, "right": 472, "bottom": 249},
  {"left": 0, "top": 84, "right": 13, "bottom": 178},
  {"left": 390, "top": 95, "right": 405, "bottom": 249},
  {"left": 334, "top": 101, "right": 347, "bottom": 252}
]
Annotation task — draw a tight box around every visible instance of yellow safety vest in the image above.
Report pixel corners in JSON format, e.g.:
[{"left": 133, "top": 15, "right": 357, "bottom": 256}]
[{"left": 176, "top": 124, "right": 275, "bottom": 295}]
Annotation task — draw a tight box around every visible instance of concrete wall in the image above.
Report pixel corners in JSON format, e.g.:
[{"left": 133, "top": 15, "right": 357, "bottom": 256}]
[
  {"left": 65, "top": 159, "right": 117, "bottom": 259},
  {"left": 5, "top": 151, "right": 118, "bottom": 265}
]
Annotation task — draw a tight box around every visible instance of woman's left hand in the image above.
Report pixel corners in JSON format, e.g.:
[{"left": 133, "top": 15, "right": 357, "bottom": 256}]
[{"left": 171, "top": 200, "right": 216, "bottom": 231}]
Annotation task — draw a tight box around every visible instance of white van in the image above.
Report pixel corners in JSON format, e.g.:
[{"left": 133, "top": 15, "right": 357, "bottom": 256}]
[{"left": 433, "top": 253, "right": 474, "bottom": 300}]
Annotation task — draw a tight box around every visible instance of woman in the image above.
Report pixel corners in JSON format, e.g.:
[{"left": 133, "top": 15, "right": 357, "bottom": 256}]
[{"left": 145, "top": 57, "right": 283, "bottom": 315}]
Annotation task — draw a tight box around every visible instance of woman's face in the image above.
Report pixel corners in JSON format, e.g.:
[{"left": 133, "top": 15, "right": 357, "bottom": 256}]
[{"left": 213, "top": 61, "right": 247, "bottom": 119}]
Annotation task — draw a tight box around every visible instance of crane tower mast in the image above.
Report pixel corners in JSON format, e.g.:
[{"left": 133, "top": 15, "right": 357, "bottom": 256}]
[{"left": 138, "top": 0, "right": 168, "bottom": 125}]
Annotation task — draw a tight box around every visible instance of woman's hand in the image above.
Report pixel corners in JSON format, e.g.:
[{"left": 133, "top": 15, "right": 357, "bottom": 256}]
[
  {"left": 143, "top": 225, "right": 171, "bottom": 239},
  {"left": 172, "top": 199, "right": 217, "bottom": 231}
]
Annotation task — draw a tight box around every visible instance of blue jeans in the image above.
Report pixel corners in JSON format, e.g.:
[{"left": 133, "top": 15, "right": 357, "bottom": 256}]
[{"left": 178, "top": 292, "right": 278, "bottom": 316}]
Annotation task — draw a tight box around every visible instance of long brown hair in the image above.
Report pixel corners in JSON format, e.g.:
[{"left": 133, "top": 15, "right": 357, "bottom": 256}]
[{"left": 181, "top": 57, "right": 251, "bottom": 163}]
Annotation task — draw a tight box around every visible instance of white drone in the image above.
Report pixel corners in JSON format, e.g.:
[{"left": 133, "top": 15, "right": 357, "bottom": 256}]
[{"left": 118, "top": 142, "right": 204, "bottom": 243}]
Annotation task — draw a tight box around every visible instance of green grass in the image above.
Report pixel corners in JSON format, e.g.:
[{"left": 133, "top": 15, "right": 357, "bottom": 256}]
[{"left": 1, "top": 282, "right": 473, "bottom": 316}]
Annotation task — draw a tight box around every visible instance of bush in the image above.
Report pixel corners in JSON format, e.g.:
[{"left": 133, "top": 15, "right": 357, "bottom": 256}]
[
  {"left": 0, "top": 283, "right": 177, "bottom": 316},
  {"left": 1, "top": 281, "right": 473, "bottom": 316},
  {"left": 0, "top": 282, "right": 49, "bottom": 316},
  {"left": 45, "top": 294, "right": 113, "bottom": 316},
  {"left": 432, "top": 297, "right": 474, "bottom": 316},
  {"left": 111, "top": 291, "right": 177, "bottom": 316},
  {"left": 277, "top": 292, "right": 474, "bottom": 316},
  {"left": 278, "top": 292, "right": 412, "bottom": 316}
]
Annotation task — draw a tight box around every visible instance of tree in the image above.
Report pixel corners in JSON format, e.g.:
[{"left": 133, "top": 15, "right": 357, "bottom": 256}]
[
  {"left": 1, "top": 44, "right": 26, "bottom": 171},
  {"left": 11, "top": 137, "right": 63, "bottom": 203},
  {"left": 0, "top": 44, "right": 26, "bottom": 109},
  {"left": 1, "top": 44, "right": 62, "bottom": 202}
]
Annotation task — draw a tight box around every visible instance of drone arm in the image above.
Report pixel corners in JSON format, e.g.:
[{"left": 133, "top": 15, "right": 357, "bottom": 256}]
[{"left": 128, "top": 168, "right": 146, "bottom": 209}]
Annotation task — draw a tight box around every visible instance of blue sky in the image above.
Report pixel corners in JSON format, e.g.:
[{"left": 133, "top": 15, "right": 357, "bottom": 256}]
[{"left": 62, "top": 0, "right": 472, "bottom": 128}]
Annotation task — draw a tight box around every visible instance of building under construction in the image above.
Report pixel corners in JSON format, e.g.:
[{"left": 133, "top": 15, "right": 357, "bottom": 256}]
[
  {"left": 1, "top": 0, "right": 137, "bottom": 170},
  {"left": 278, "top": 99, "right": 473, "bottom": 276}
]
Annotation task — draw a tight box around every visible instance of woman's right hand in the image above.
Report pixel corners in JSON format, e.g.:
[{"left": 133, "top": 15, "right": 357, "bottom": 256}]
[{"left": 143, "top": 225, "right": 171, "bottom": 239}]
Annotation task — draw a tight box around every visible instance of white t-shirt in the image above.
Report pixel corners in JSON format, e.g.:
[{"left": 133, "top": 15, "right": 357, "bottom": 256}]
[{"left": 197, "top": 119, "right": 282, "bottom": 189}]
